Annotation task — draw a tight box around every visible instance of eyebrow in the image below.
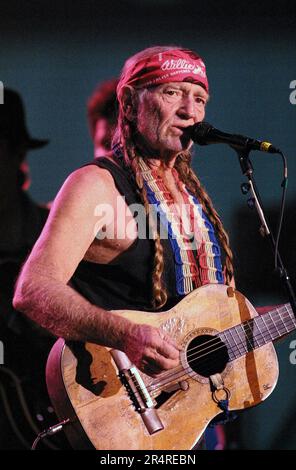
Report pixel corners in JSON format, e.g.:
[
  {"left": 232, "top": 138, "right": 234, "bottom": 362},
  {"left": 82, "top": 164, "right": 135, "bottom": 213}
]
[{"left": 163, "top": 84, "right": 209, "bottom": 101}]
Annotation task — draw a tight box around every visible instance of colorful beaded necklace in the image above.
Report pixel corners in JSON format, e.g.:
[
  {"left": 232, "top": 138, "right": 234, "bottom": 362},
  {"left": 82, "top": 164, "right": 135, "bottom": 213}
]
[{"left": 138, "top": 157, "right": 224, "bottom": 295}]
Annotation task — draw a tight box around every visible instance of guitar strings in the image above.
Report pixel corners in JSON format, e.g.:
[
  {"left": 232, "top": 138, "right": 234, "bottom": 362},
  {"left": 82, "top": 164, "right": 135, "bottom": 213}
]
[
  {"left": 185, "top": 305, "right": 294, "bottom": 363},
  {"left": 151, "top": 309, "right": 296, "bottom": 392},
  {"left": 177, "top": 304, "right": 294, "bottom": 365},
  {"left": 128, "top": 322, "right": 295, "bottom": 408},
  {"left": 131, "top": 309, "right": 296, "bottom": 401},
  {"left": 154, "top": 304, "right": 292, "bottom": 373},
  {"left": 126, "top": 308, "right": 295, "bottom": 402}
]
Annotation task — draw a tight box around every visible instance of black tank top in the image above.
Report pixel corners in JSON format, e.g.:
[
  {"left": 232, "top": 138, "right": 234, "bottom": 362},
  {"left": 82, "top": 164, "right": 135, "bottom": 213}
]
[{"left": 70, "top": 157, "right": 180, "bottom": 312}]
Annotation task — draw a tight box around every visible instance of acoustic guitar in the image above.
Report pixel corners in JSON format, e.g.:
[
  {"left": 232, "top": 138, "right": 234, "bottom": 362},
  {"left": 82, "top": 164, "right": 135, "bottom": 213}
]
[{"left": 46, "top": 284, "right": 296, "bottom": 450}]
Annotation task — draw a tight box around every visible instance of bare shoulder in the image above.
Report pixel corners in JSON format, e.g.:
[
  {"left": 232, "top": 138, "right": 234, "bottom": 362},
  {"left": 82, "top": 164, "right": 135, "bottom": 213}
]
[
  {"left": 64, "top": 164, "right": 115, "bottom": 195},
  {"left": 23, "top": 165, "right": 118, "bottom": 281},
  {"left": 51, "top": 164, "right": 118, "bottom": 212},
  {"left": 69, "top": 164, "right": 114, "bottom": 184}
]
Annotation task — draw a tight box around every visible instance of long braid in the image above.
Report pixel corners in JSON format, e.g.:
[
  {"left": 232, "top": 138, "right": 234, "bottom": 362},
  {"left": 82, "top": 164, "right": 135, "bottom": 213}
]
[
  {"left": 119, "top": 115, "right": 167, "bottom": 310},
  {"left": 131, "top": 156, "right": 167, "bottom": 309},
  {"left": 174, "top": 153, "right": 234, "bottom": 285}
]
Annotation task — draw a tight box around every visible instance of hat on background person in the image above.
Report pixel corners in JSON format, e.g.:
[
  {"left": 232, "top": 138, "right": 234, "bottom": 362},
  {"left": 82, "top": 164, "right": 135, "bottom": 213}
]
[{"left": 0, "top": 88, "right": 49, "bottom": 150}]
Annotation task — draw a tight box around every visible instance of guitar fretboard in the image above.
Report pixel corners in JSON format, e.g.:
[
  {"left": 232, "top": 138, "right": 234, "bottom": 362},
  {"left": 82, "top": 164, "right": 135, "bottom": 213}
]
[{"left": 219, "top": 304, "right": 296, "bottom": 361}]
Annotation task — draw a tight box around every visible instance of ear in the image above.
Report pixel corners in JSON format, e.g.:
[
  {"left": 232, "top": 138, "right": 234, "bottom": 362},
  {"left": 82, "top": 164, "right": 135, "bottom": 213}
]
[{"left": 121, "top": 86, "right": 137, "bottom": 122}]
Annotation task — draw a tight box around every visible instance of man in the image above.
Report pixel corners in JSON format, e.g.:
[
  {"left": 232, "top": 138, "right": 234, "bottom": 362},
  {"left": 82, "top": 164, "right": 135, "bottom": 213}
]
[
  {"left": 0, "top": 88, "right": 55, "bottom": 449},
  {"left": 14, "top": 47, "right": 234, "bottom": 443},
  {"left": 87, "top": 78, "right": 119, "bottom": 157}
]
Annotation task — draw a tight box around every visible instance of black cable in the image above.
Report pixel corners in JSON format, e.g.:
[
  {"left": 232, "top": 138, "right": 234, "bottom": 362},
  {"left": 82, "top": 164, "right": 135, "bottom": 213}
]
[
  {"left": 0, "top": 382, "right": 32, "bottom": 449},
  {"left": 0, "top": 366, "right": 59, "bottom": 449},
  {"left": 31, "top": 419, "right": 71, "bottom": 450},
  {"left": 274, "top": 151, "right": 288, "bottom": 272}
]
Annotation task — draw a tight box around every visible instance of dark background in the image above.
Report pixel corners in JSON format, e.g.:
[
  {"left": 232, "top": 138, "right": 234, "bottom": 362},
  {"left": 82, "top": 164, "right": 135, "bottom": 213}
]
[{"left": 1, "top": 0, "right": 296, "bottom": 449}]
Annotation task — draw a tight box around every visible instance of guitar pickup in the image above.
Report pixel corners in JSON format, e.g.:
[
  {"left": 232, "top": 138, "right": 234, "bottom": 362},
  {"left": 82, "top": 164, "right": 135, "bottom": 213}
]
[{"left": 110, "top": 349, "right": 164, "bottom": 435}]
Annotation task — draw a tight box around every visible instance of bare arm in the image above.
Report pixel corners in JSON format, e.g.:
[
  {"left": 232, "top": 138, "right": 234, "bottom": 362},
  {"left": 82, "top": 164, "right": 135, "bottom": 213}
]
[{"left": 13, "top": 166, "right": 180, "bottom": 375}]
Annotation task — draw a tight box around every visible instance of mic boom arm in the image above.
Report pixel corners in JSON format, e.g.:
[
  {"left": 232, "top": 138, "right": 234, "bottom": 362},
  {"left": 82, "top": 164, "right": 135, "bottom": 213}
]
[{"left": 188, "top": 121, "right": 280, "bottom": 154}]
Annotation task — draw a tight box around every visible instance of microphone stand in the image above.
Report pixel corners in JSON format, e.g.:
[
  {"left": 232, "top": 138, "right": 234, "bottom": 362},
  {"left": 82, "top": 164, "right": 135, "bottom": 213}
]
[{"left": 234, "top": 145, "right": 296, "bottom": 318}]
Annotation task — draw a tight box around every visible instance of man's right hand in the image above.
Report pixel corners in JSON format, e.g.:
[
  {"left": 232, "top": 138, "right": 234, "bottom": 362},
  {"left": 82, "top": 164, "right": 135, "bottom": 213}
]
[{"left": 122, "top": 323, "right": 182, "bottom": 377}]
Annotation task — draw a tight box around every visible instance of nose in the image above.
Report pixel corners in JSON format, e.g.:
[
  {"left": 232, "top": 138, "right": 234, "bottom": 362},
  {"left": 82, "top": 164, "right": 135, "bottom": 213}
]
[{"left": 177, "top": 95, "right": 196, "bottom": 120}]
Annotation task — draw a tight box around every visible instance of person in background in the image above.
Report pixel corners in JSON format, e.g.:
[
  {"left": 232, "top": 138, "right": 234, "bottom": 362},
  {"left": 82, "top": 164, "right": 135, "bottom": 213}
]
[
  {"left": 0, "top": 88, "right": 56, "bottom": 449},
  {"left": 87, "top": 78, "right": 119, "bottom": 157}
]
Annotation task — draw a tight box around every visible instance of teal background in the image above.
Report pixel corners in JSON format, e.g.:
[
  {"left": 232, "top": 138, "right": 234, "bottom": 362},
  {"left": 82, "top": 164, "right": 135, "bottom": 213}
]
[{"left": 1, "top": 0, "right": 296, "bottom": 449}]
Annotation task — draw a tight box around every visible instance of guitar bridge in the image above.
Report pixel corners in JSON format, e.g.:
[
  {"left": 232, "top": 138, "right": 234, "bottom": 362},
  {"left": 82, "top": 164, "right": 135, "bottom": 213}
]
[{"left": 110, "top": 349, "right": 164, "bottom": 435}]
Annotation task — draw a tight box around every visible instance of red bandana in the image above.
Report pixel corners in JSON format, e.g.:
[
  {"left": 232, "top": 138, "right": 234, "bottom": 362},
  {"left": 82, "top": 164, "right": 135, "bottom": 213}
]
[{"left": 118, "top": 49, "right": 209, "bottom": 96}]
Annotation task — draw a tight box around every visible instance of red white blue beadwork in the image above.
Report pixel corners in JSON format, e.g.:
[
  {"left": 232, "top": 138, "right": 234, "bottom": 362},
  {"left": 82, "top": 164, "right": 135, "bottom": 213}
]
[{"left": 139, "top": 157, "right": 224, "bottom": 295}]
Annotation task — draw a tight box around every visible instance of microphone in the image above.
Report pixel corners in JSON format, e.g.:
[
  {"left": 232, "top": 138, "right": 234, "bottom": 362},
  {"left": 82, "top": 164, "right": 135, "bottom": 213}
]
[{"left": 187, "top": 121, "right": 280, "bottom": 154}]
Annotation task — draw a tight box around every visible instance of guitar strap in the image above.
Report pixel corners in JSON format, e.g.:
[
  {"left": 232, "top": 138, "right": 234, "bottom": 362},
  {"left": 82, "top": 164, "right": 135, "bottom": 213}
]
[{"left": 209, "top": 373, "right": 236, "bottom": 427}]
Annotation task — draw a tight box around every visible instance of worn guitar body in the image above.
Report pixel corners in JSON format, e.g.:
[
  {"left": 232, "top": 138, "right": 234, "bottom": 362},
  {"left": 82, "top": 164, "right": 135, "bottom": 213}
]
[{"left": 46, "top": 284, "right": 279, "bottom": 450}]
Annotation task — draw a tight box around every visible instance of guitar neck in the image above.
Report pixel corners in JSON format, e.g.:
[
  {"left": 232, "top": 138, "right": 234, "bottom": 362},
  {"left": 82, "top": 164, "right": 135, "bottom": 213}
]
[{"left": 219, "top": 304, "right": 296, "bottom": 361}]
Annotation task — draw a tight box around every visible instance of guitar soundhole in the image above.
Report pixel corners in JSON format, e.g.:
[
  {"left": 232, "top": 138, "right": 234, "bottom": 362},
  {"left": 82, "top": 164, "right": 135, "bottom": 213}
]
[{"left": 186, "top": 334, "right": 229, "bottom": 377}]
